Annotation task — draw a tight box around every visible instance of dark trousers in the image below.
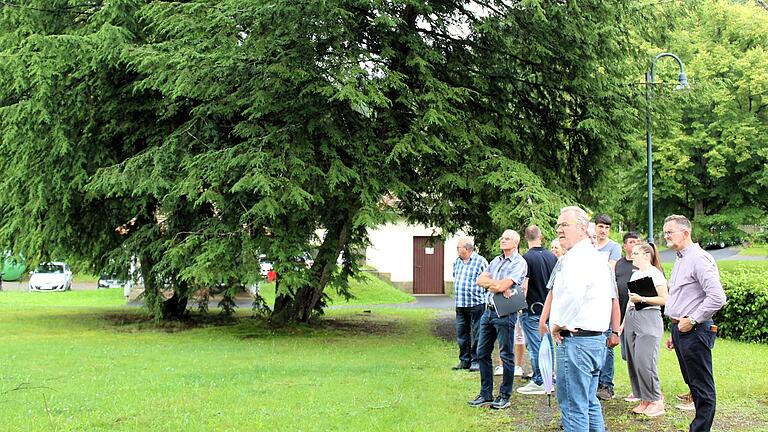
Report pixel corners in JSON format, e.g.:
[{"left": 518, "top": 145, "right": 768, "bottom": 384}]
[
  {"left": 477, "top": 309, "right": 515, "bottom": 398},
  {"left": 456, "top": 304, "right": 485, "bottom": 365},
  {"left": 672, "top": 320, "right": 717, "bottom": 432}
]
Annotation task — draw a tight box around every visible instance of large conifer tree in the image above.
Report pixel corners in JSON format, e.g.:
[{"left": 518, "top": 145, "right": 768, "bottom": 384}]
[{"left": 1, "top": 1, "right": 645, "bottom": 322}]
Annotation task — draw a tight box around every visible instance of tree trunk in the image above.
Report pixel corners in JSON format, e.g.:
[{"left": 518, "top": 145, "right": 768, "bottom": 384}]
[
  {"left": 162, "top": 291, "right": 189, "bottom": 319},
  {"left": 694, "top": 199, "right": 705, "bottom": 218},
  {"left": 140, "top": 255, "right": 189, "bottom": 321},
  {"left": 271, "top": 204, "right": 358, "bottom": 323}
]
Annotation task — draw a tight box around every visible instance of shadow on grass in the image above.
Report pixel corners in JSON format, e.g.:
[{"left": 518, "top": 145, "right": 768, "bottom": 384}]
[{"left": 94, "top": 309, "right": 407, "bottom": 340}]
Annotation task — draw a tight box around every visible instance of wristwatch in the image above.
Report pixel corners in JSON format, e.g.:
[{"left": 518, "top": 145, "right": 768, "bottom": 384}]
[
  {"left": 687, "top": 316, "right": 698, "bottom": 326},
  {"left": 611, "top": 331, "right": 619, "bottom": 336}
]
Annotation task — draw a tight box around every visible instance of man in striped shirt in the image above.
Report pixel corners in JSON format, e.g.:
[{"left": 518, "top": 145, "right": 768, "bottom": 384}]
[{"left": 452, "top": 237, "right": 489, "bottom": 371}]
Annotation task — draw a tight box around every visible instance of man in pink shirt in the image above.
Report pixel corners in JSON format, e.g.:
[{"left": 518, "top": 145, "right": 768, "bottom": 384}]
[{"left": 663, "top": 214, "right": 727, "bottom": 432}]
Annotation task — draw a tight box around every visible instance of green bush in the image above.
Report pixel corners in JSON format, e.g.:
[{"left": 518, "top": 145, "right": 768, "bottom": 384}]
[{"left": 716, "top": 269, "right": 768, "bottom": 343}]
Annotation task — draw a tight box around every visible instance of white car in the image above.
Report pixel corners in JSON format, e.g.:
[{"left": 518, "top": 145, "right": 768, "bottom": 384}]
[{"left": 28, "top": 262, "right": 73, "bottom": 292}]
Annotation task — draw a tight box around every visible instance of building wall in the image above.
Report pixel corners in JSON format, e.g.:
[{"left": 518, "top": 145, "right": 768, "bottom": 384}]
[{"left": 366, "top": 222, "right": 467, "bottom": 292}]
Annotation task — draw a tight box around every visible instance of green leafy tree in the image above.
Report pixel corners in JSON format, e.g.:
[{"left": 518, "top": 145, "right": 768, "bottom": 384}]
[{"left": 618, "top": 0, "right": 768, "bottom": 236}]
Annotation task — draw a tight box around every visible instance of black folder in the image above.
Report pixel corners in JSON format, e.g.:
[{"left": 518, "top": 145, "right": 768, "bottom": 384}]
[
  {"left": 491, "top": 287, "right": 528, "bottom": 318},
  {"left": 627, "top": 276, "right": 658, "bottom": 311}
]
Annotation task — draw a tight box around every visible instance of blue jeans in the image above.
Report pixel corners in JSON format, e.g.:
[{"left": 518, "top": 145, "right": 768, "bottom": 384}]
[
  {"left": 476, "top": 309, "right": 515, "bottom": 398},
  {"left": 519, "top": 311, "right": 553, "bottom": 386},
  {"left": 598, "top": 328, "right": 614, "bottom": 390},
  {"left": 556, "top": 335, "right": 607, "bottom": 432},
  {"left": 455, "top": 304, "right": 485, "bottom": 364}
]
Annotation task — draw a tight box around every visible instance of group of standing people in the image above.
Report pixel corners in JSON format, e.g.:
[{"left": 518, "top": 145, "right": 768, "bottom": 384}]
[{"left": 452, "top": 206, "right": 726, "bottom": 432}]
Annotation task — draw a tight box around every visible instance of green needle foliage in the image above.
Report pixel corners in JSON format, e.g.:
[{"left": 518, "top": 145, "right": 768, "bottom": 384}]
[{"left": 1, "top": 1, "right": 659, "bottom": 322}]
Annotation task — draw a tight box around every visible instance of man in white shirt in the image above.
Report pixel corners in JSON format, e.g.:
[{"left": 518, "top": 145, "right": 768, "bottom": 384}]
[{"left": 543, "top": 206, "right": 620, "bottom": 432}]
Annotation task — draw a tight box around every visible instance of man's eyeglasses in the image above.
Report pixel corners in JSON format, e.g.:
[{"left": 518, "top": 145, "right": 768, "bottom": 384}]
[
  {"left": 556, "top": 221, "right": 578, "bottom": 230},
  {"left": 663, "top": 230, "right": 681, "bottom": 237}
]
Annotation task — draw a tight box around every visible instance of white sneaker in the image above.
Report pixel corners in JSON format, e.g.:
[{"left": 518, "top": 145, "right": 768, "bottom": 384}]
[
  {"left": 516, "top": 381, "right": 546, "bottom": 395},
  {"left": 514, "top": 365, "right": 524, "bottom": 377},
  {"left": 494, "top": 365, "right": 503, "bottom": 376}
]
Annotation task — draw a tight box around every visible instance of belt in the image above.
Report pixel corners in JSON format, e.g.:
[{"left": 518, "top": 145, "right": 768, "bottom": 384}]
[
  {"left": 560, "top": 329, "right": 603, "bottom": 337},
  {"left": 486, "top": 303, "right": 495, "bottom": 311},
  {"left": 671, "top": 319, "right": 718, "bottom": 333}
]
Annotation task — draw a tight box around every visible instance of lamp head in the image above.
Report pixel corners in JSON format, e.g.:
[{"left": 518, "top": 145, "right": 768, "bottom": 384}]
[{"left": 676, "top": 72, "right": 689, "bottom": 90}]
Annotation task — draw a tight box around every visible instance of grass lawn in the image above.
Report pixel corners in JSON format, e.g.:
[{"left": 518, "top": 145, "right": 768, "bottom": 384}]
[
  {"left": 72, "top": 273, "right": 99, "bottom": 283},
  {"left": 258, "top": 271, "right": 415, "bottom": 306},
  {"left": 738, "top": 246, "right": 768, "bottom": 257},
  {"left": 0, "top": 288, "right": 767, "bottom": 431}
]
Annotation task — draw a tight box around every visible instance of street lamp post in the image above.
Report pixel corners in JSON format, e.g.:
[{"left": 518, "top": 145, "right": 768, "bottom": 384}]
[{"left": 645, "top": 52, "right": 688, "bottom": 244}]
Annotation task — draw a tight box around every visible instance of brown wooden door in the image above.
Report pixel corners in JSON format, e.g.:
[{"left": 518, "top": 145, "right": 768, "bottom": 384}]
[{"left": 413, "top": 236, "right": 444, "bottom": 294}]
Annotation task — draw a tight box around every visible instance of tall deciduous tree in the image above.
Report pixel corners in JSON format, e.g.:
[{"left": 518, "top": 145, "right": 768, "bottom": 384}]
[
  {"left": 617, "top": 0, "right": 768, "bottom": 236},
  {"left": 2, "top": 0, "right": 648, "bottom": 322}
]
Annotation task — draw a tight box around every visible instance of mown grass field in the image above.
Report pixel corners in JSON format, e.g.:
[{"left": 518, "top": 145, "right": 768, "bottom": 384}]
[
  {"left": 1, "top": 263, "right": 766, "bottom": 431},
  {"left": 738, "top": 245, "right": 768, "bottom": 257},
  {"left": 257, "top": 271, "right": 415, "bottom": 306}
]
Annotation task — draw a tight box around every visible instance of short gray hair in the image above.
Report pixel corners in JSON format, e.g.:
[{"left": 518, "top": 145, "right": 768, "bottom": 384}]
[
  {"left": 664, "top": 214, "right": 692, "bottom": 232},
  {"left": 560, "top": 206, "right": 590, "bottom": 227},
  {"left": 458, "top": 237, "right": 475, "bottom": 251},
  {"left": 502, "top": 229, "right": 520, "bottom": 242}
]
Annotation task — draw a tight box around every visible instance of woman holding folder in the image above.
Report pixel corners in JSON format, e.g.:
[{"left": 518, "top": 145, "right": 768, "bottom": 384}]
[{"left": 624, "top": 242, "right": 669, "bottom": 417}]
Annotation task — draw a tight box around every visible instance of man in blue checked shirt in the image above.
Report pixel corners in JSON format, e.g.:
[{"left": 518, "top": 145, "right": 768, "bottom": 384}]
[
  {"left": 451, "top": 237, "right": 489, "bottom": 372},
  {"left": 468, "top": 230, "right": 528, "bottom": 410}
]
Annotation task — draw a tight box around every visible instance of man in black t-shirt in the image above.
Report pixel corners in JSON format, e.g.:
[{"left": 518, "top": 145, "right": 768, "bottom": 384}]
[{"left": 517, "top": 225, "right": 558, "bottom": 395}]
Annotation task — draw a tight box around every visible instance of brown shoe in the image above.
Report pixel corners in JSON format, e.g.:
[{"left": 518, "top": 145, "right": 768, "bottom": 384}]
[
  {"left": 675, "top": 392, "right": 692, "bottom": 403},
  {"left": 675, "top": 401, "right": 696, "bottom": 411},
  {"left": 596, "top": 386, "right": 615, "bottom": 400}
]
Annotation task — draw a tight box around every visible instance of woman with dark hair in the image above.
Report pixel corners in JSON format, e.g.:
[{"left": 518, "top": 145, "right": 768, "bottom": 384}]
[{"left": 624, "top": 242, "right": 669, "bottom": 417}]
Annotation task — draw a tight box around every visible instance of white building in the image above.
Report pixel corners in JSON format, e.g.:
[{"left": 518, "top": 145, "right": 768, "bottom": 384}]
[{"left": 365, "top": 221, "right": 469, "bottom": 294}]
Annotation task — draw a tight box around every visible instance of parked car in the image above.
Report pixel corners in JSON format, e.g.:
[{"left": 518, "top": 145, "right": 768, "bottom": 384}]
[
  {"left": 97, "top": 273, "right": 126, "bottom": 289},
  {"left": 28, "top": 262, "right": 73, "bottom": 292},
  {"left": 699, "top": 224, "right": 745, "bottom": 250},
  {"left": 259, "top": 254, "right": 273, "bottom": 278}
]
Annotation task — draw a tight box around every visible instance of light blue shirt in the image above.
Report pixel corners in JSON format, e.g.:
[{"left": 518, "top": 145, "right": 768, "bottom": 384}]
[
  {"left": 598, "top": 240, "right": 621, "bottom": 261},
  {"left": 485, "top": 252, "right": 527, "bottom": 304}
]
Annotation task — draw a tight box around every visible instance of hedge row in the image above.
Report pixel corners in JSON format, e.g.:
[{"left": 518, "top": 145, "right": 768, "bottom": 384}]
[{"left": 715, "top": 269, "right": 768, "bottom": 343}]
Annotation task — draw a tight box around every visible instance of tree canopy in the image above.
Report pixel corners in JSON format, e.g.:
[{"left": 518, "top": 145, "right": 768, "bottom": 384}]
[
  {"left": 616, "top": 0, "right": 768, "bottom": 238},
  {"left": 2, "top": 0, "right": 663, "bottom": 322}
]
